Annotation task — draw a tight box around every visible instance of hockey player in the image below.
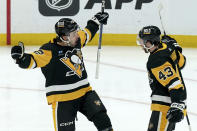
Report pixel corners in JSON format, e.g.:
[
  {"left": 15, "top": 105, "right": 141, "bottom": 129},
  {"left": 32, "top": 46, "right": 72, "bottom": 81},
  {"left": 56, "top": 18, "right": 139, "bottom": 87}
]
[
  {"left": 11, "top": 12, "right": 113, "bottom": 131},
  {"left": 137, "top": 25, "right": 187, "bottom": 131}
]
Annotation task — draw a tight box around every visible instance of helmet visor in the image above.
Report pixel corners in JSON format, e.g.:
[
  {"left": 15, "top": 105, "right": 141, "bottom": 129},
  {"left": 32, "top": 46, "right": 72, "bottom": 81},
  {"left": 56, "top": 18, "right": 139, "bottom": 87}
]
[{"left": 136, "top": 35, "right": 145, "bottom": 46}]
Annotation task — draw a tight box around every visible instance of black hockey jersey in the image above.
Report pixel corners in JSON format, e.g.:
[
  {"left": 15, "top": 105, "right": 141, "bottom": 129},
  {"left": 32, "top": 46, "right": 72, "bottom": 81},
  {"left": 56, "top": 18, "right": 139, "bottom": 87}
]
[
  {"left": 17, "top": 21, "right": 99, "bottom": 104},
  {"left": 147, "top": 43, "right": 187, "bottom": 113}
]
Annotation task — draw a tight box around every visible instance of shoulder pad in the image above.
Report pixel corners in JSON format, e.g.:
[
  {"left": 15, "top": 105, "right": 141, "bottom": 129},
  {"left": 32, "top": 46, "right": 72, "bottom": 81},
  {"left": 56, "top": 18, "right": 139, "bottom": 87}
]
[
  {"left": 40, "top": 42, "right": 53, "bottom": 50},
  {"left": 148, "top": 53, "right": 168, "bottom": 69}
]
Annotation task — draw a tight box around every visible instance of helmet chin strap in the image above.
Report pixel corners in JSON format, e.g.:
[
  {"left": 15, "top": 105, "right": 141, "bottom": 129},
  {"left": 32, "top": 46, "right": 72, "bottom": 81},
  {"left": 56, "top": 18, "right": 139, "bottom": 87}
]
[
  {"left": 143, "top": 44, "right": 155, "bottom": 53},
  {"left": 60, "top": 36, "right": 71, "bottom": 46}
]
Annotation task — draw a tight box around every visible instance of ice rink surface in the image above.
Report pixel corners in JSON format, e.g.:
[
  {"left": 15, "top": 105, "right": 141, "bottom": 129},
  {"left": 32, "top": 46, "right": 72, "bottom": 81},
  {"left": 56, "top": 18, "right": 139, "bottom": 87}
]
[{"left": 0, "top": 46, "right": 197, "bottom": 131}]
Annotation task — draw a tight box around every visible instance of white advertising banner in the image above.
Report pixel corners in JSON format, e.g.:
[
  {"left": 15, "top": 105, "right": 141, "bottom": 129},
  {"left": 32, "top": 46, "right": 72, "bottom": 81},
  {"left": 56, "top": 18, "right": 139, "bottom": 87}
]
[{"left": 0, "top": 0, "right": 196, "bottom": 35}]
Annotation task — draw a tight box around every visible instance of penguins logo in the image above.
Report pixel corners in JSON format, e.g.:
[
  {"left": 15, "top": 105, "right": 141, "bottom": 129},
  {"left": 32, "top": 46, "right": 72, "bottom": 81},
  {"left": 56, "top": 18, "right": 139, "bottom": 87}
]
[
  {"left": 45, "top": 0, "right": 73, "bottom": 11},
  {"left": 60, "top": 49, "right": 84, "bottom": 78}
]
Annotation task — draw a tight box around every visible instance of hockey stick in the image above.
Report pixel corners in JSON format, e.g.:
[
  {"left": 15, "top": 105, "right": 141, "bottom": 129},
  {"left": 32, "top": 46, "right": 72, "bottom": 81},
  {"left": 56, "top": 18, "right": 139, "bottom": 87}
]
[
  {"left": 176, "top": 53, "right": 192, "bottom": 131},
  {"left": 158, "top": 3, "right": 192, "bottom": 131},
  {"left": 186, "top": 114, "right": 192, "bottom": 131},
  {"left": 158, "top": 3, "right": 166, "bottom": 36},
  {"left": 95, "top": 0, "right": 105, "bottom": 79}
]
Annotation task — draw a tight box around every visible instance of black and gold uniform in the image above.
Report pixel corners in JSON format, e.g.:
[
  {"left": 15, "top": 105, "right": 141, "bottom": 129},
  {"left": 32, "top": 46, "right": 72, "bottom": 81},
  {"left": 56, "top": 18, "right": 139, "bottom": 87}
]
[
  {"left": 137, "top": 25, "right": 187, "bottom": 131},
  {"left": 18, "top": 22, "right": 96, "bottom": 105},
  {"left": 148, "top": 43, "right": 186, "bottom": 112},
  {"left": 11, "top": 13, "right": 113, "bottom": 131},
  {"left": 147, "top": 43, "right": 186, "bottom": 131}
]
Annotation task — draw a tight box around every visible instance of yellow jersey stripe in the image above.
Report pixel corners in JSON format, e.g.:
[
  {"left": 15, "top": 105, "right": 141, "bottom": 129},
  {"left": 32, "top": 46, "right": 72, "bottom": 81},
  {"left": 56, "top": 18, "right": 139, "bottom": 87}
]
[
  {"left": 170, "top": 50, "right": 177, "bottom": 62},
  {"left": 178, "top": 51, "right": 185, "bottom": 68},
  {"left": 158, "top": 112, "right": 168, "bottom": 131},
  {"left": 31, "top": 49, "right": 52, "bottom": 67},
  {"left": 77, "top": 30, "right": 86, "bottom": 47},
  {"left": 52, "top": 102, "right": 58, "bottom": 131},
  {"left": 169, "top": 83, "right": 184, "bottom": 91},
  {"left": 47, "top": 86, "right": 92, "bottom": 104},
  {"left": 151, "top": 104, "right": 187, "bottom": 115},
  {"left": 151, "top": 104, "right": 170, "bottom": 112},
  {"left": 84, "top": 28, "right": 92, "bottom": 41}
]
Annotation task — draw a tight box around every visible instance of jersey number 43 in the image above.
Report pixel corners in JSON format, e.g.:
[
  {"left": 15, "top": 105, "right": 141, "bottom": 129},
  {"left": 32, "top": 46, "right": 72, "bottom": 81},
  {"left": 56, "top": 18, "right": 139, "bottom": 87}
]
[{"left": 159, "top": 67, "right": 173, "bottom": 80}]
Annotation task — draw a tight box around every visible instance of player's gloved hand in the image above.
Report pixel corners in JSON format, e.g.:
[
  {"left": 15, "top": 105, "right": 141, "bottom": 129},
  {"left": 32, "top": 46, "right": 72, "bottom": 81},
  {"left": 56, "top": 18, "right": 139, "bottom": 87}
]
[
  {"left": 166, "top": 102, "right": 185, "bottom": 123},
  {"left": 161, "top": 35, "right": 182, "bottom": 53},
  {"left": 91, "top": 12, "right": 109, "bottom": 25},
  {"left": 11, "top": 41, "right": 25, "bottom": 60}
]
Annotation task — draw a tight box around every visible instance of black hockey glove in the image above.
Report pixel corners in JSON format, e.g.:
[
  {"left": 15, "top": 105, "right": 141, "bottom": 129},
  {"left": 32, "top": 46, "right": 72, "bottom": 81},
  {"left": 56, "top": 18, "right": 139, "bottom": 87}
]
[
  {"left": 91, "top": 12, "right": 109, "bottom": 25},
  {"left": 161, "top": 35, "right": 182, "bottom": 53},
  {"left": 11, "top": 42, "right": 25, "bottom": 60},
  {"left": 166, "top": 102, "right": 185, "bottom": 123}
]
